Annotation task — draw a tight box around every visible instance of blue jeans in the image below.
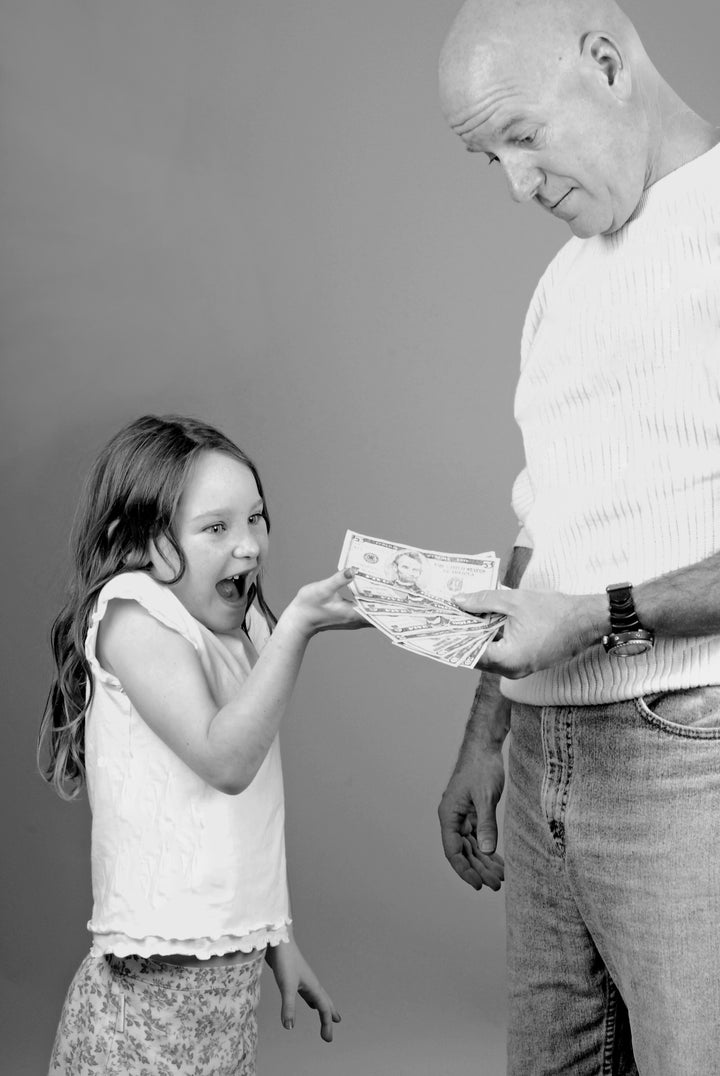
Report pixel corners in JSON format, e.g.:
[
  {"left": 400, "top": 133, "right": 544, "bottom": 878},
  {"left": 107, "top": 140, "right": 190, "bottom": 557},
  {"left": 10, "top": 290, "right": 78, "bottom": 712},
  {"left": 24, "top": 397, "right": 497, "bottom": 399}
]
[{"left": 506, "top": 688, "right": 720, "bottom": 1075}]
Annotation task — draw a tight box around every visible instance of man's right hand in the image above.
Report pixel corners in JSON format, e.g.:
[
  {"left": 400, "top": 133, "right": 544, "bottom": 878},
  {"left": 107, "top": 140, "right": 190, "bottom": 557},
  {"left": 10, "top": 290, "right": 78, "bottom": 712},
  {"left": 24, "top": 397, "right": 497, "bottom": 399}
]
[
  {"left": 437, "top": 546, "right": 526, "bottom": 891},
  {"left": 438, "top": 749, "right": 505, "bottom": 892}
]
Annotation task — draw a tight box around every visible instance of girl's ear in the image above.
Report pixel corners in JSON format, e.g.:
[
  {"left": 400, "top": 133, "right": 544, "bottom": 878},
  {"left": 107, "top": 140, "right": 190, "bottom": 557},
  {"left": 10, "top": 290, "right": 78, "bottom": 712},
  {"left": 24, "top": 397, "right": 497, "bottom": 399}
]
[
  {"left": 124, "top": 546, "right": 154, "bottom": 572},
  {"left": 107, "top": 518, "right": 152, "bottom": 571},
  {"left": 145, "top": 536, "right": 175, "bottom": 580}
]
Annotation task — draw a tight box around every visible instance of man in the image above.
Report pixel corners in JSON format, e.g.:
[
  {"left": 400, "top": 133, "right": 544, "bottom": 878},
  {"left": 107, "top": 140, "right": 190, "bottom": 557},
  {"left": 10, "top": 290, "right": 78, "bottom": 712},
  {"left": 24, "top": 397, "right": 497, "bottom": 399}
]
[{"left": 436, "top": 1, "right": 720, "bottom": 1071}]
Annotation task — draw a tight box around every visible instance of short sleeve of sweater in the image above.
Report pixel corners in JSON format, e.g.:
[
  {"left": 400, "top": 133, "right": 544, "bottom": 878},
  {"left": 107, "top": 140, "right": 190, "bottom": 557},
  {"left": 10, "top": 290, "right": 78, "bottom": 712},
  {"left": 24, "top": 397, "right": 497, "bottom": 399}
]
[{"left": 85, "top": 572, "right": 203, "bottom": 689}]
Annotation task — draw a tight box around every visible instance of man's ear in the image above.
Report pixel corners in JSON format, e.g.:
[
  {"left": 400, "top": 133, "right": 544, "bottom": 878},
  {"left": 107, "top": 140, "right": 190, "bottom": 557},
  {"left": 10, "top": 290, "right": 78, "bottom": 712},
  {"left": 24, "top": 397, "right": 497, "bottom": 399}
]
[{"left": 581, "top": 32, "right": 631, "bottom": 100}]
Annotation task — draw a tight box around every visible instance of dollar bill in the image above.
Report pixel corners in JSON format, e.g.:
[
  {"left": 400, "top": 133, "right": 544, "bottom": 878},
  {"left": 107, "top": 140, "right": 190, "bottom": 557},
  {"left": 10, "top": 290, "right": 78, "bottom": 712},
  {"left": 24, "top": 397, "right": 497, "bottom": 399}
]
[{"left": 338, "top": 530, "right": 505, "bottom": 669}]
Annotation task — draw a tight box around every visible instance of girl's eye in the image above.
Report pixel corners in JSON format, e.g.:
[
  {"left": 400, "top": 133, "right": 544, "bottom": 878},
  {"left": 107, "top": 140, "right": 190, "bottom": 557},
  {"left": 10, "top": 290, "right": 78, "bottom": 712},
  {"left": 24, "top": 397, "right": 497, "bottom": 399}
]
[
  {"left": 206, "top": 523, "right": 226, "bottom": 535},
  {"left": 248, "top": 513, "right": 264, "bottom": 526}
]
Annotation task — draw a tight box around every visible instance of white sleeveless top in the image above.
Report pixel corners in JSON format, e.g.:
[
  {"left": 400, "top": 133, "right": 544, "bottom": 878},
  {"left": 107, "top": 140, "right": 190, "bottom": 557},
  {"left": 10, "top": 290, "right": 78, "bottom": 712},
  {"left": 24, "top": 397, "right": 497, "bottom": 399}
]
[{"left": 84, "top": 571, "right": 290, "bottom": 958}]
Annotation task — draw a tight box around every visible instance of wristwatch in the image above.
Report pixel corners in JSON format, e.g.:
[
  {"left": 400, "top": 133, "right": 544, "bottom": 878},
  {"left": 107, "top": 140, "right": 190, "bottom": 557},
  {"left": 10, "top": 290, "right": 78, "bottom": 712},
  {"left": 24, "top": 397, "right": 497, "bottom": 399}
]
[{"left": 602, "top": 583, "right": 654, "bottom": 656}]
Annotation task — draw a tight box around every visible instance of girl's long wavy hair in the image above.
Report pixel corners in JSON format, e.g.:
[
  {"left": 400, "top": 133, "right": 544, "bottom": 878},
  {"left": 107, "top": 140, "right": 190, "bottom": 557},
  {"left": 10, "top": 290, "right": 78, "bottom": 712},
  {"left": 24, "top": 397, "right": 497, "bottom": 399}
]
[{"left": 38, "top": 414, "right": 276, "bottom": 800}]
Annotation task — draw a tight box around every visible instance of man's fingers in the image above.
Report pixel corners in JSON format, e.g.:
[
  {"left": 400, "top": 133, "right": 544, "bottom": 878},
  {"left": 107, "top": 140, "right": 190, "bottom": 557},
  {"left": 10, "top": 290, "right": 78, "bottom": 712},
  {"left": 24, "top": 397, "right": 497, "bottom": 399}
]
[
  {"left": 454, "top": 589, "right": 510, "bottom": 616},
  {"left": 475, "top": 816, "right": 499, "bottom": 855},
  {"left": 474, "top": 640, "right": 504, "bottom": 673},
  {"left": 460, "top": 813, "right": 478, "bottom": 837},
  {"left": 462, "top": 837, "right": 505, "bottom": 891},
  {"left": 446, "top": 848, "right": 483, "bottom": 889},
  {"left": 475, "top": 639, "right": 533, "bottom": 678},
  {"left": 441, "top": 825, "right": 482, "bottom": 888},
  {"left": 464, "top": 831, "right": 505, "bottom": 869},
  {"left": 439, "top": 818, "right": 464, "bottom": 861},
  {"left": 442, "top": 822, "right": 503, "bottom": 890}
]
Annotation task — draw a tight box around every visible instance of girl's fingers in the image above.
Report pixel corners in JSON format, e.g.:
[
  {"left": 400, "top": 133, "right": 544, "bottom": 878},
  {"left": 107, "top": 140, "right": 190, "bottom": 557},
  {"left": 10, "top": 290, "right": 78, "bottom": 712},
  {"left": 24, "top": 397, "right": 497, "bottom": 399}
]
[
  {"left": 303, "top": 567, "right": 357, "bottom": 599},
  {"left": 330, "top": 566, "right": 356, "bottom": 589},
  {"left": 319, "top": 996, "right": 341, "bottom": 1042},
  {"left": 280, "top": 993, "right": 296, "bottom": 1030},
  {"left": 300, "top": 568, "right": 353, "bottom": 594},
  {"left": 299, "top": 985, "right": 340, "bottom": 1042}
]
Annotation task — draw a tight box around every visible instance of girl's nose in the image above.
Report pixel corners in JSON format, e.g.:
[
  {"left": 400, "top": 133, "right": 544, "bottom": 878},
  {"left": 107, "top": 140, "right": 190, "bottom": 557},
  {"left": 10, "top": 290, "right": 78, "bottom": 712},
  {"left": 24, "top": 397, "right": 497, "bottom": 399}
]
[{"left": 232, "top": 535, "right": 259, "bottom": 559}]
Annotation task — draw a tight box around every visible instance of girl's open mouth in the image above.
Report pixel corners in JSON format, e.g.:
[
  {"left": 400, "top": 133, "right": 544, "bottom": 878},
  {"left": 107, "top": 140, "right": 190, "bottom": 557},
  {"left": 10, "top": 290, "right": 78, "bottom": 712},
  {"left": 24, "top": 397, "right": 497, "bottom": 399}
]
[{"left": 216, "top": 573, "right": 248, "bottom": 602}]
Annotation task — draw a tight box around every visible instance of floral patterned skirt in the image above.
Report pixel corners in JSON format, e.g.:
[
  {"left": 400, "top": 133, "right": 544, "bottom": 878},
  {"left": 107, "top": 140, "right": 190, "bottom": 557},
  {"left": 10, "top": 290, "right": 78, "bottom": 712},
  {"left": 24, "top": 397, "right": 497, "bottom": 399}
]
[{"left": 48, "top": 949, "right": 264, "bottom": 1076}]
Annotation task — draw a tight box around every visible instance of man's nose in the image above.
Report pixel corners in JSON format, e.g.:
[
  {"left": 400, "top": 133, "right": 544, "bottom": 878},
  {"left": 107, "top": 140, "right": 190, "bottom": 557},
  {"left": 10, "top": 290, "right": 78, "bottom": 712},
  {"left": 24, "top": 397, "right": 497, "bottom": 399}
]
[{"left": 502, "top": 158, "right": 543, "bottom": 203}]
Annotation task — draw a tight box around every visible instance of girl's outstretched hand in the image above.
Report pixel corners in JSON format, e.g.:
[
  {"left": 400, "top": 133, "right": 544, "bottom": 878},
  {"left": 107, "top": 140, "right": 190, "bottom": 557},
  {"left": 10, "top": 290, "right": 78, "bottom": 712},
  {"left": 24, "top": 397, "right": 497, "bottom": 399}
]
[
  {"left": 265, "top": 931, "right": 341, "bottom": 1042},
  {"left": 283, "top": 568, "right": 369, "bottom": 636}
]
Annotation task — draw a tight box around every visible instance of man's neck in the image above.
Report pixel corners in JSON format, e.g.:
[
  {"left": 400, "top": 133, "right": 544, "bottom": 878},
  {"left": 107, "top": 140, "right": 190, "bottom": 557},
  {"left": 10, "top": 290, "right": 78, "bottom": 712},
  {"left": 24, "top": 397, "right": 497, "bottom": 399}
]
[{"left": 647, "top": 84, "right": 718, "bottom": 188}]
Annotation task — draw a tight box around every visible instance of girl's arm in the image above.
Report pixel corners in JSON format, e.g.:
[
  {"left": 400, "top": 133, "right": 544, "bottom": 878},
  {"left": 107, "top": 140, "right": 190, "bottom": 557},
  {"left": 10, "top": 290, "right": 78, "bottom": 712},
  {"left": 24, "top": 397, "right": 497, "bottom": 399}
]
[{"left": 97, "top": 568, "right": 365, "bottom": 794}]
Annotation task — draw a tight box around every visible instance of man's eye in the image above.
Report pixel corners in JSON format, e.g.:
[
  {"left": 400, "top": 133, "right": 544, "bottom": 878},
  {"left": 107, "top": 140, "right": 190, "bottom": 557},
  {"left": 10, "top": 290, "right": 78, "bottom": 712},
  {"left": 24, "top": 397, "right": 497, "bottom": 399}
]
[
  {"left": 518, "top": 131, "right": 537, "bottom": 146},
  {"left": 487, "top": 154, "right": 499, "bottom": 166}
]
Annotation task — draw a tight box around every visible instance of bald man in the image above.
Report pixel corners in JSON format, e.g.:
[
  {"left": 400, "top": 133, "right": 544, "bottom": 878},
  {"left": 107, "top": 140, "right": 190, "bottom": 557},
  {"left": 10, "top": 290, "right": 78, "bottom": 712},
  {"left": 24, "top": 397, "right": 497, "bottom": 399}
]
[{"left": 436, "top": 1, "right": 720, "bottom": 1072}]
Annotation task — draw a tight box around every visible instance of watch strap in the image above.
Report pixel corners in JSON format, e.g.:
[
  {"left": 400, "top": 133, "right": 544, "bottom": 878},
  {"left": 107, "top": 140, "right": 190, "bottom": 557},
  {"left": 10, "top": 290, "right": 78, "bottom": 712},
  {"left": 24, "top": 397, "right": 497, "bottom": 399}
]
[
  {"left": 606, "top": 583, "right": 643, "bottom": 634},
  {"left": 603, "top": 582, "right": 654, "bottom": 656}
]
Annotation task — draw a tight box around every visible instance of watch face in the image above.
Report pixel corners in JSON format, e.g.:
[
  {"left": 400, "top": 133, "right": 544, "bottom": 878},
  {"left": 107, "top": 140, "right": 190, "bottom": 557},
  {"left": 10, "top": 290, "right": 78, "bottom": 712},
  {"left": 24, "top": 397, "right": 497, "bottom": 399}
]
[
  {"left": 603, "top": 629, "right": 654, "bottom": 657},
  {"left": 611, "top": 639, "right": 653, "bottom": 657}
]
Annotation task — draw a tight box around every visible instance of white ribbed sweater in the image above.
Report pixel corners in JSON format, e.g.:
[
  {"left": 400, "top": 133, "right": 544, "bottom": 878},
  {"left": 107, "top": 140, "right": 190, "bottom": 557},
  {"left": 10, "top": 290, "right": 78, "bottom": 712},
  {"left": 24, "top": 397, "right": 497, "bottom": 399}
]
[{"left": 503, "top": 142, "right": 720, "bottom": 706}]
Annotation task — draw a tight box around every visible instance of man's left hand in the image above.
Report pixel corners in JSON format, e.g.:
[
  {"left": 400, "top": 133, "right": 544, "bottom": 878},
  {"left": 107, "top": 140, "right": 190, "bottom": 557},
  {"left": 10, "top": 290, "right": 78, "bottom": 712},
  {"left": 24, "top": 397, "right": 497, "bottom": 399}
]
[{"left": 455, "top": 588, "right": 608, "bottom": 679}]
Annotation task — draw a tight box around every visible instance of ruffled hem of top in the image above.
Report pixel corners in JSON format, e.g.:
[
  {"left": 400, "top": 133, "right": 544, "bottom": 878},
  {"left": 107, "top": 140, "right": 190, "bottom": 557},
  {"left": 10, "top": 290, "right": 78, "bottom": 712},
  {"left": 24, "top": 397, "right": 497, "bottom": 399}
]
[{"left": 90, "top": 920, "right": 292, "bottom": 959}]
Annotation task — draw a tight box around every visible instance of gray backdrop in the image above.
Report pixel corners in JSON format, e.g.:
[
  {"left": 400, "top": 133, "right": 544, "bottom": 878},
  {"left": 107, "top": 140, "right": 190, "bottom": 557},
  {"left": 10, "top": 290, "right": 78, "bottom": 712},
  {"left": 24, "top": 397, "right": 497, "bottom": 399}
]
[{"left": 1, "top": 2, "right": 716, "bottom": 1073}]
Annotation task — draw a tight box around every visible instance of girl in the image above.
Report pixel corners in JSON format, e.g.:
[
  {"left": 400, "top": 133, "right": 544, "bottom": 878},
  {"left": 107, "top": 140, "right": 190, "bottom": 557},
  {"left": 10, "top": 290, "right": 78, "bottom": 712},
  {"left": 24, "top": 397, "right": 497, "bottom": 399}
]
[{"left": 39, "top": 413, "right": 367, "bottom": 1075}]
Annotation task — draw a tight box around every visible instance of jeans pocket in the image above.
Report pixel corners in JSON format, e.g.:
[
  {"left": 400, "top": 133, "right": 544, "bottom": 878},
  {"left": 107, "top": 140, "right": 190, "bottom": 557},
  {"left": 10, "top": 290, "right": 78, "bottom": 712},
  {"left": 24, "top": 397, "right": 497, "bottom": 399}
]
[{"left": 635, "top": 686, "right": 720, "bottom": 739}]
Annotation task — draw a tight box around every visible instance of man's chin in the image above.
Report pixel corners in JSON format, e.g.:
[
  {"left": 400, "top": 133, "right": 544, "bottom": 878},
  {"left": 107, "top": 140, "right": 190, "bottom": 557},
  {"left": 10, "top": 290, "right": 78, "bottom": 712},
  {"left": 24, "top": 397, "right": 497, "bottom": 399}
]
[
  {"left": 559, "top": 199, "right": 623, "bottom": 239},
  {"left": 575, "top": 201, "right": 639, "bottom": 239},
  {"left": 567, "top": 214, "right": 615, "bottom": 239},
  {"left": 568, "top": 219, "right": 598, "bottom": 238}
]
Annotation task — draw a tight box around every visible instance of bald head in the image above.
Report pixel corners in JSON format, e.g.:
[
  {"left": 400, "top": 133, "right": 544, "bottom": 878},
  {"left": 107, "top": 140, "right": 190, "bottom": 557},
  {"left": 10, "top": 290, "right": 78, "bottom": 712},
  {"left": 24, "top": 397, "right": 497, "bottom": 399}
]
[
  {"left": 439, "top": 0, "right": 641, "bottom": 122},
  {"left": 435, "top": 0, "right": 711, "bottom": 236}
]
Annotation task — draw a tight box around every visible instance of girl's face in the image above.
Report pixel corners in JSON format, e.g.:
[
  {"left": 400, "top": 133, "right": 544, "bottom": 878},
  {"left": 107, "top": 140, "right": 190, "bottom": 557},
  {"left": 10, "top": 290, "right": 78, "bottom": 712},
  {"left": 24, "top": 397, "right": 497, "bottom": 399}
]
[{"left": 151, "top": 450, "right": 269, "bottom": 636}]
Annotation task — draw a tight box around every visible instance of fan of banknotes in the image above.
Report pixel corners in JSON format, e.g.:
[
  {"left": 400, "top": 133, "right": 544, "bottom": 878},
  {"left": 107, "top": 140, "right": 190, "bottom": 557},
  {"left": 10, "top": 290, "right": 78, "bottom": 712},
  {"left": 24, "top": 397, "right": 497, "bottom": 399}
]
[{"left": 338, "top": 530, "right": 506, "bottom": 669}]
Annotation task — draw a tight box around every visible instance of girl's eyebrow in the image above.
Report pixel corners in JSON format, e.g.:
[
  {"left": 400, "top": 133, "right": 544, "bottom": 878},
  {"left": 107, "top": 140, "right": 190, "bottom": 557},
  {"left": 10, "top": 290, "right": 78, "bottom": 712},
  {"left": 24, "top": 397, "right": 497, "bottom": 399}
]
[{"left": 191, "top": 500, "right": 264, "bottom": 522}]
